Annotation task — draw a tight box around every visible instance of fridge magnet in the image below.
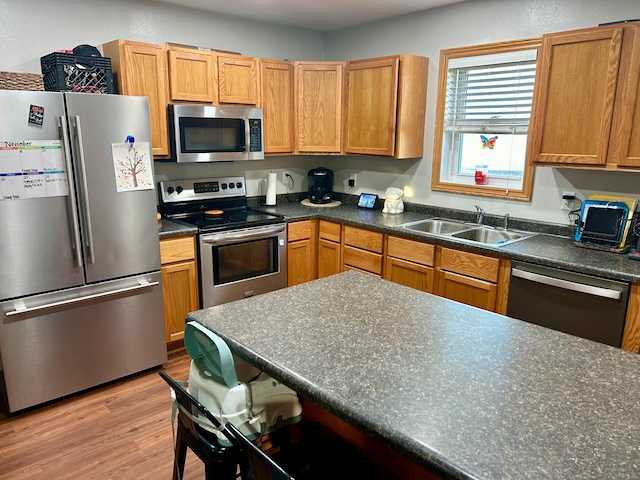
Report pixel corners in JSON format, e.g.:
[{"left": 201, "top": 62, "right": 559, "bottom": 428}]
[
  {"left": 28, "top": 105, "right": 44, "bottom": 126},
  {"left": 111, "top": 142, "right": 153, "bottom": 192}
]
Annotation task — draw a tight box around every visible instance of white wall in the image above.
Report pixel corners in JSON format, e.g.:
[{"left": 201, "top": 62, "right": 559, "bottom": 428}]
[
  {"left": 0, "top": 0, "right": 326, "bottom": 200},
  {"left": 3, "top": 0, "right": 640, "bottom": 224},
  {"left": 321, "top": 0, "right": 640, "bottom": 225}
]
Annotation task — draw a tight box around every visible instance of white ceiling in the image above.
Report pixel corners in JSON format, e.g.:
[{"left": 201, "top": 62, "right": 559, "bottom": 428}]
[{"left": 155, "top": 0, "right": 468, "bottom": 32}]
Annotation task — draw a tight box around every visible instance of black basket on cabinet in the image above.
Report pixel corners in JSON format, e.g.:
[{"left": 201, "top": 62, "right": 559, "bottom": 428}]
[{"left": 40, "top": 52, "right": 115, "bottom": 94}]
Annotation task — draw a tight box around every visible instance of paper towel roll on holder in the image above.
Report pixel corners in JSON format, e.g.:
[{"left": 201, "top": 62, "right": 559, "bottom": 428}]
[{"left": 265, "top": 172, "right": 277, "bottom": 206}]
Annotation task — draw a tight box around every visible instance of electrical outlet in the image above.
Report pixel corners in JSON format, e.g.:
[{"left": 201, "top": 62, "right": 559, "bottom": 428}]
[
  {"left": 561, "top": 190, "right": 576, "bottom": 210},
  {"left": 349, "top": 173, "right": 357, "bottom": 187},
  {"left": 282, "top": 171, "right": 290, "bottom": 183}
]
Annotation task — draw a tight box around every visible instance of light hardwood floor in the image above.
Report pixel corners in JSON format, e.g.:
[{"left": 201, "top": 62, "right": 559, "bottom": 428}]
[
  {"left": 0, "top": 349, "right": 437, "bottom": 480},
  {"left": 0, "top": 349, "right": 202, "bottom": 480}
]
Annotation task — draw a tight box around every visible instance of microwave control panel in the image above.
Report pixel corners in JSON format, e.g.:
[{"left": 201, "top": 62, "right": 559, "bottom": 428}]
[{"left": 249, "top": 119, "right": 262, "bottom": 152}]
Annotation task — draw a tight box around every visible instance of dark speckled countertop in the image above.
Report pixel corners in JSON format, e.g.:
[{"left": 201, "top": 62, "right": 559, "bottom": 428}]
[
  {"left": 187, "top": 270, "right": 640, "bottom": 480},
  {"left": 158, "top": 197, "right": 640, "bottom": 282}
]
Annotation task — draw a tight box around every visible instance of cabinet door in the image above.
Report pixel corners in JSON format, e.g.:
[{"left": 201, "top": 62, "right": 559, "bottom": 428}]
[
  {"left": 168, "top": 48, "right": 216, "bottom": 103},
  {"left": 610, "top": 25, "right": 640, "bottom": 168},
  {"left": 296, "top": 62, "right": 344, "bottom": 153},
  {"left": 437, "top": 270, "right": 498, "bottom": 312},
  {"left": 217, "top": 55, "right": 258, "bottom": 105},
  {"left": 344, "top": 56, "right": 399, "bottom": 156},
  {"left": 529, "top": 26, "right": 624, "bottom": 166},
  {"left": 384, "top": 257, "right": 434, "bottom": 293},
  {"left": 318, "top": 239, "right": 341, "bottom": 278},
  {"left": 288, "top": 239, "right": 316, "bottom": 286},
  {"left": 287, "top": 220, "right": 317, "bottom": 286},
  {"left": 161, "top": 260, "right": 199, "bottom": 343},
  {"left": 103, "top": 40, "right": 170, "bottom": 156},
  {"left": 260, "top": 59, "right": 295, "bottom": 154}
]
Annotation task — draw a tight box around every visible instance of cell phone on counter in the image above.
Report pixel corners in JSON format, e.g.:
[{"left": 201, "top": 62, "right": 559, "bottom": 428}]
[{"left": 358, "top": 193, "right": 378, "bottom": 209}]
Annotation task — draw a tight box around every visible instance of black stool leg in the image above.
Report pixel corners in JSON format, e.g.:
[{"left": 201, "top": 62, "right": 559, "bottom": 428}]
[
  {"left": 204, "top": 460, "right": 238, "bottom": 480},
  {"left": 173, "top": 427, "right": 188, "bottom": 480}
]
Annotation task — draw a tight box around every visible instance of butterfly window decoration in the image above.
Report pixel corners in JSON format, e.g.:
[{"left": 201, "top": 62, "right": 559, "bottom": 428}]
[{"left": 480, "top": 135, "right": 498, "bottom": 149}]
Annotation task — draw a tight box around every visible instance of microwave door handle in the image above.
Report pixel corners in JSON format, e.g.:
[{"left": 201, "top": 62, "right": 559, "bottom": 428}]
[
  {"left": 58, "top": 115, "right": 83, "bottom": 268},
  {"left": 72, "top": 115, "right": 95, "bottom": 264}
]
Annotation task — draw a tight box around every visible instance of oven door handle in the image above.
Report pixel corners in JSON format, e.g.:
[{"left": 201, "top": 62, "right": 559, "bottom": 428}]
[{"left": 200, "top": 223, "right": 286, "bottom": 246}]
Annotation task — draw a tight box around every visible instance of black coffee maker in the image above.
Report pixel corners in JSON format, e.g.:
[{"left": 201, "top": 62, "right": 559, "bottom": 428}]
[{"left": 308, "top": 167, "right": 334, "bottom": 204}]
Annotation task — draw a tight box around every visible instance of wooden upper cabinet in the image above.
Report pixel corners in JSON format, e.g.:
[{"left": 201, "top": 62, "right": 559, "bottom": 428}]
[
  {"left": 609, "top": 24, "right": 640, "bottom": 168},
  {"left": 344, "top": 54, "right": 428, "bottom": 159},
  {"left": 259, "top": 59, "right": 295, "bottom": 154},
  {"left": 167, "top": 47, "right": 216, "bottom": 103},
  {"left": 295, "top": 62, "right": 344, "bottom": 153},
  {"left": 529, "top": 22, "right": 640, "bottom": 170},
  {"left": 102, "top": 40, "right": 170, "bottom": 157},
  {"left": 217, "top": 54, "right": 258, "bottom": 105}
]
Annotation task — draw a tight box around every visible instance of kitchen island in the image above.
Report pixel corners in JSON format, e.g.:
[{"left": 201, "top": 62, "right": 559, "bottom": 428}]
[{"left": 187, "top": 270, "right": 640, "bottom": 480}]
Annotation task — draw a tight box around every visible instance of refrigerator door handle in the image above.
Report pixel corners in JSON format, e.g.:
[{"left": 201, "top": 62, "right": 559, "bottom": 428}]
[
  {"left": 6, "top": 281, "right": 160, "bottom": 317},
  {"left": 73, "top": 115, "right": 96, "bottom": 264},
  {"left": 59, "top": 115, "right": 83, "bottom": 268}
]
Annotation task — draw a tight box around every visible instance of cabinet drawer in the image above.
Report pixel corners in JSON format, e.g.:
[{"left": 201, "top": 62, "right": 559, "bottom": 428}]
[
  {"left": 387, "top": 236, "right": 435, "bottom": 266},
  {"left": 319, "top": 220, "right": 341, "bottom": 242},
  {"left": 343, "top": 226, "right": 383, "bottom": 253},
  {"left": 288, "top": 220, "right": 315, "bottom": 242},
  {"left": 439, "top": 247, "right": 500, "bottom": 283},
  {"left": 343, "top": 245, "right": 382, "bottom": 275},
  {"left": 160, "top": 236, "right": 196, "bottom": 264}
]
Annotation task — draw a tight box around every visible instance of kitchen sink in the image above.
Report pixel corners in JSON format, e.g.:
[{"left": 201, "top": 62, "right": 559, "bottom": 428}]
[
  {"left": 450, "top": 226, "right": 534, "bottom": 246},
  {"left": 397, "top": 217, "right": 471, "bottom": 235},
  {"left": 397, "top": 218, "right": 536, "bottom": 247}
]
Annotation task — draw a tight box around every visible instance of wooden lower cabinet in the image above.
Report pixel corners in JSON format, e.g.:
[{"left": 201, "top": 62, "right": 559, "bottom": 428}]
[
  {"left": 435, "top": 246, "right": 510, "bottom": 314},
  {"left": 384, "top": 236, "right": 435, "bottom": 293},
  {"left": 284, "top": 220, "right": 510, "bottom": 314},
  {"left": 287, "top": 220, "right": 317, "bottom": 286},
  {"left": 318, "top": 220, "right": 342, "bottom": 278},
  {"left": 160, "top": 236, "right": 199, "bottom": 347},
  {"left": 342, "top": 226, "right": 383, "bottom": 277}
]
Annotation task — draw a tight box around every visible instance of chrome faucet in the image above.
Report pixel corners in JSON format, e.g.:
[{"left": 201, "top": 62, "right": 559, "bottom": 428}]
[
  {"left": 503, "top": 213, "right": 510, "bottom": 230},
  {"left": 474, "top": 205, "right": 485, "bottom": 225}
]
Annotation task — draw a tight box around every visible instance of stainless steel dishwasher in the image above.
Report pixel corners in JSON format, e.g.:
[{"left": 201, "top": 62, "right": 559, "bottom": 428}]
[{"left": 506, "top": 261, "right": 630, "bottom": 347}]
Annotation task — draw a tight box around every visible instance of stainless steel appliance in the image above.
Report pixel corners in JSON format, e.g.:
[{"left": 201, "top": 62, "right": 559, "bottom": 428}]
[
  {"left": 159, "top": 177, "right": 286, "bottom": 308},
  {"left": 168, "top": 104, "right": 264, "bottom": 162},
  {"left": 506, "top": 261, "right": 629, "bottom": 347},
  {"left": 307, "top": 167, "right": 333, "bottom": 204},
  {"left": 0, "top": 91, "right": 166, "bottom": 412}
]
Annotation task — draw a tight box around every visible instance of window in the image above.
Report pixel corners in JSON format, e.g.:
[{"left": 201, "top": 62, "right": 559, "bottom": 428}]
[{"left": 431, "top": 39, "right": 541, "bottom": 200}]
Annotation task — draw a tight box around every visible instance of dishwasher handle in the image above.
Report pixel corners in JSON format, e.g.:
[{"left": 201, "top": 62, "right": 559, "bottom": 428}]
[{"left": 511, "top": 267, "right": 622, "bottom": 300}]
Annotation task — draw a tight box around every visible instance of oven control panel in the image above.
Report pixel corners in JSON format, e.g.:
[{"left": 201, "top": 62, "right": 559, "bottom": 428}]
[{"left": 160, "top": 176, "right": 247, "bottom": 203}]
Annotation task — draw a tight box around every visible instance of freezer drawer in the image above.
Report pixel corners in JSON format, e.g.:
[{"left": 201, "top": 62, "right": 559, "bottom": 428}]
[{"left": 0, "top": 273, "right": 167, "bottom": 412}]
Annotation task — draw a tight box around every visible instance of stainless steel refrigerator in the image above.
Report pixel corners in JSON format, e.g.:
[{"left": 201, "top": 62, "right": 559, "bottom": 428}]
[{"left": 0, "top": 90, "right": 167, "bottom": 412}]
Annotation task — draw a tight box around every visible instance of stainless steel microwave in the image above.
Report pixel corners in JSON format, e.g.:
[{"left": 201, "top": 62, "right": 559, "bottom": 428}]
[{"left": 168, "top": 104, "right": 264, "bottom": 162}]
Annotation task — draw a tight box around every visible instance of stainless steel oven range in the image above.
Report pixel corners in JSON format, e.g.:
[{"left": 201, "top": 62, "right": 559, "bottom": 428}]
[{"left": 159, "top": 177, "right": 287, "bottom": 308}]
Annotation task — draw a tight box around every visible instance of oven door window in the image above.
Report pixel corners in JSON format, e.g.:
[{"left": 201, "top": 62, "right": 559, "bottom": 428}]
[
  {"left": 179, "top": 117, "right": 246, "bottom": 153},
  {"left": 213, "top": 237, "right": 278, "bottom": 285}
]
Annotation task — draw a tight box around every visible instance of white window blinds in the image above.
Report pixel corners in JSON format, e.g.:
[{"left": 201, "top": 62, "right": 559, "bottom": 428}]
[{"left": 445, "top": 52, "right": 537, "bottom": 135}]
